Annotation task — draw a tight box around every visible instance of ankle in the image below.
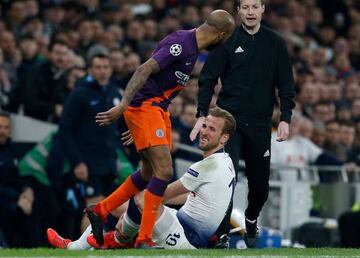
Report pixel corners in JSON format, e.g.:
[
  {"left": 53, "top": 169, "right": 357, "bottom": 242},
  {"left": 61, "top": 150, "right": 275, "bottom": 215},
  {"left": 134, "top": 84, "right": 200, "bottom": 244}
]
[{"left": 94, "top": 203, "right": 108, "bottom": 221}]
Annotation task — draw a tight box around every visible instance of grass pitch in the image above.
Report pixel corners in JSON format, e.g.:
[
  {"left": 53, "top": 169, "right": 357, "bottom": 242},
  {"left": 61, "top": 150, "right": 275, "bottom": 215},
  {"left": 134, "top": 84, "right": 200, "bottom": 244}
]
[{"left": 0, "top": 248, "right": 359, "bottom": 258}]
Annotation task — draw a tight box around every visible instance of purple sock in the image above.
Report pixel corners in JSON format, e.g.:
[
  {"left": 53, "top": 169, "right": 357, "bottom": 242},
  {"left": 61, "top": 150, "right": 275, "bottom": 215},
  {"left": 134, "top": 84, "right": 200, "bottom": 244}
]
[
  {"left": 147, "top": 177, "right": 168, "bottom": 197},
  {"left": 130, "top": 170, "right": 148, "bottom": 190}
]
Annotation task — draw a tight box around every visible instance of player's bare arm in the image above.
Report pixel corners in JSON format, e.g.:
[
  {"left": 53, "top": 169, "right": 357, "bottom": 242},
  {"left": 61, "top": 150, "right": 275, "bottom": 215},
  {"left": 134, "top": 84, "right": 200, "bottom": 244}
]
[
  {"left": 95, "top": 58, "right": 160, "bottom": 126},
  {"left": 163, "top": 180, "right": 189, "bottom": 202},
  {"left": 122, "top": 58, "right": 160, "bottom": 106}
]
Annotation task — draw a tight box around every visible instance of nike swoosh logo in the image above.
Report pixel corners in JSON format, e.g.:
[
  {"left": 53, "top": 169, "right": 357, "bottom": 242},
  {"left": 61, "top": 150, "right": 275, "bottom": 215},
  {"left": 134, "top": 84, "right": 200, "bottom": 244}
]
[{"left": 185, "top": 62, "right": 192, "bottom": 66}]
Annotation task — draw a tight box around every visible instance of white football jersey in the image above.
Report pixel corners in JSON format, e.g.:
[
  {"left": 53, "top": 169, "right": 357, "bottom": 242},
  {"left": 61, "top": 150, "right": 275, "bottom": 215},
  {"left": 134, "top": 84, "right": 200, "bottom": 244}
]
[
  {"left": 271, "top": 133, "right": 322, "bottom": 181},
  {"left": 177, "top": 151, "right": 235, "bottom": 247}
]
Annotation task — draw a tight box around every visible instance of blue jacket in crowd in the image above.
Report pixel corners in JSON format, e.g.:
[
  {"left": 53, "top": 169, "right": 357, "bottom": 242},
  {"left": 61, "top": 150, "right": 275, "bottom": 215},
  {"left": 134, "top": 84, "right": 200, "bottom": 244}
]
[{"left": 58, "top": 75, "right": 122, "bottom": 176}]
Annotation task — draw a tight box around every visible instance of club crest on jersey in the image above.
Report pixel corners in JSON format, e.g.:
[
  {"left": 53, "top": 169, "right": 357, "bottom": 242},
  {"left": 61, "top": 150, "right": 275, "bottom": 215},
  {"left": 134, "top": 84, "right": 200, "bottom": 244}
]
[
  {"left": 170, "top": 44, "right": 182, "bottom": 56},
  {"left": 187, "top": 168, "right": 199, "bottom": 177},
  {"left": 156, "top": 129, "right": 165, "bottom": 138}
]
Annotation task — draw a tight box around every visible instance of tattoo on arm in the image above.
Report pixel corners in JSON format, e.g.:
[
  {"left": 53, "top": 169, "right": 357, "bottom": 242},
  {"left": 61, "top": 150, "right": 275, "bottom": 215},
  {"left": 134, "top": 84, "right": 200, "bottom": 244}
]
[{"left": 122, "top": 58, "right": 160, "bottom": 106}]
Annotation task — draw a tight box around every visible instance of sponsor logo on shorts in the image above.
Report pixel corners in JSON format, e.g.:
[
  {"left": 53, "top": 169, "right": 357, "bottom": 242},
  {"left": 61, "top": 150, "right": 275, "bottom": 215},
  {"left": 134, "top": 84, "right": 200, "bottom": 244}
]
[
  {"left": 156, "top": 129, "right": 165, "bottom": 138},
  {"left": 165, "top": 233, "right": 181, "bottom": 246}
]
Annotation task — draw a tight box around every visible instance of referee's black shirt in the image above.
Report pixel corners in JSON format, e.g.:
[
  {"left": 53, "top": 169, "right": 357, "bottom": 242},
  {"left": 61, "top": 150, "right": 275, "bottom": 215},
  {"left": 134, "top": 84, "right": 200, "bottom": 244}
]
[{"left": 197, "top": 25, "right": 296, "bottom": 127}]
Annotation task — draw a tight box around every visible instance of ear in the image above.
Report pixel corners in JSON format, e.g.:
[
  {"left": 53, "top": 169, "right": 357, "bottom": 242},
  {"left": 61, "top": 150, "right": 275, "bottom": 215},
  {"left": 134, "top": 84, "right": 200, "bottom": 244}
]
[
  {"left": 220, "top": 134, "right": 229, "bottom": 145},
  {"left": 237, "top": 6, "right": 240, "bottom": 14},
  {"left": 261, "top": 5, "right": 265, "bottom": 14},
  {"left": 218, "top": 31, "right": 226, "bottom": 42}
]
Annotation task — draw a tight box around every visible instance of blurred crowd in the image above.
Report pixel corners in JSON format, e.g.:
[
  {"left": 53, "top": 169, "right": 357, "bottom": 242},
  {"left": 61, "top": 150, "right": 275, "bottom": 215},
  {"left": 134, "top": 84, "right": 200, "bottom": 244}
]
[{"left": 1, "top": 0, "right": 360, "bottom": 248}]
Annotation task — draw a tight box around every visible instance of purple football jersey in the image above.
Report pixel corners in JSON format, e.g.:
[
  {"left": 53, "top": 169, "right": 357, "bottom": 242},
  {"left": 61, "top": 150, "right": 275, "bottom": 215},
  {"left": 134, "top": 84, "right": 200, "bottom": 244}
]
[{"left": 130, "top": 30, "right": 199, "bottom": 110}]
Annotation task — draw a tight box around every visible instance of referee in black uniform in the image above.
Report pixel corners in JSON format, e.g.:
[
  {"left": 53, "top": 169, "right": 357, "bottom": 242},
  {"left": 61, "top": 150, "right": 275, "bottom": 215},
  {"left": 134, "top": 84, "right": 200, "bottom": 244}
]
[{"left": 190, "top": 0, "right": 296, "bottom": 248}]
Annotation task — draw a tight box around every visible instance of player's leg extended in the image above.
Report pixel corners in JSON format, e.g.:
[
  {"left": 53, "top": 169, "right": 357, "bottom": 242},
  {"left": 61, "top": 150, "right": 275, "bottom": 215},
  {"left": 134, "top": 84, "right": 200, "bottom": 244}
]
[
  {"left": 89, "top": 169, "right": 149, "bottom": 222},
  {"left": 87, "top": 198, "right": 140, "bottom": 249},
  {"left": 86, "top": 161, "right": 152, "bottom": 245},
  {"left": 87, "top": 106, "right": 159, "bottom": 223},
  {"left": 135, "top": 145, "right": 173, "bottom": 247}
]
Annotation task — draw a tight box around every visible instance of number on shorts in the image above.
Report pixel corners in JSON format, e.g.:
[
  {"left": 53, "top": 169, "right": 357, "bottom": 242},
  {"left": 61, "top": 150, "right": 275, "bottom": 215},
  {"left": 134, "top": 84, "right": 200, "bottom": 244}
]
[{"left": 165, "top": 232, "right": 181, "bottom": 246}]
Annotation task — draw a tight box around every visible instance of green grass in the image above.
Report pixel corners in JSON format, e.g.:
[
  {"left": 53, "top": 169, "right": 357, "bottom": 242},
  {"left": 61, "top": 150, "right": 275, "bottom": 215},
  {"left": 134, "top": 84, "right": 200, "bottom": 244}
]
[{"left": 0, "top": 248, "right": 359, "bottom": 257}]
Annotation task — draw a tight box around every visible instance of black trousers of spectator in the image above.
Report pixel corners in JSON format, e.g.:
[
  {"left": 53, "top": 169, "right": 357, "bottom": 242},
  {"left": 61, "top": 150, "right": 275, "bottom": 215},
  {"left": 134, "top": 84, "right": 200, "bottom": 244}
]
[
  {"left": 0, "top": 202, "right": 41, "bottom": 247},
  {"left": 221, "top": 123, "right": 271, "bottom": 230},
  {"left": 339, "top": 211, "right": 360, "bottom": 248}
]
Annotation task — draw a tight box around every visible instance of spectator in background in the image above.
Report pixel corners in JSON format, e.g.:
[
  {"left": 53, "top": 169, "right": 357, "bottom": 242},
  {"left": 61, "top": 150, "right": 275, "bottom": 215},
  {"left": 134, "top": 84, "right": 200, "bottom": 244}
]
[
  {"left": 76, "top": 19, "right": 95, "bottom": 58},
  {"left": 43, "top": 3, "right": 65, "bottom": 37},
  {"left": 0, "top": 48, "right": 13, "bottom": 109},
  {"left": 351, "top": 98, "right": 360, "bottom": 120},
  {"left": 179, "top": 103, "right": 198, "bottom": 147},
  {"left": 180, "top": 76, "right": 198, "bottom": 104},
  {"left": 298, "top": 82, "right": 320, "bottom": 116},
  {"left": 311, "top": 101, "right": 334, "bottom": 127},
  {"left": 169, "top": 96, "right": 184, "bottom": 130},
  {"left": 117, "top": 52, "right": 141, "bottom": 89},
  {"left": 299, "top": 117, "right": 314, "bottom": 139},
  {"left": 5, "top": 35, "right": 43, "bottom": 112},
  {"left": 311, "top": 126, "right": 326, "bottom": 148},
  {"left": 5, "top": 0, "right": 27, "bottom": 37},
  {"left": 24, "top": 0, "right": 39, "bottom": 18},
  {"left": 336, "top": 103, "right": 352, "bottom": 122},
  {"left": 58, "top": 53, "right": 122, "bottom": 232},
  {"left": 323, "top": 120, "right": 341, "bottom": 156},
  {"left": 109, "top": 48, "right": 126, "bottom": 90},
  {"left": 344, "top": 82, "right": 360, "bottom": 104},
  {"left": 0, "top": 111, "right": 40, "bottom": 247},
  {"left": 337, "top": 121, "right": 357, "bottom": 162},
  {"left": 272, "top": 113, "right": 342, "bottom": 181},
  {"left": 0, "top": 30, "right": 20, "bottom": 82},
  {"left": 22, "top": 39, "right": 70, "bottom": 122}
]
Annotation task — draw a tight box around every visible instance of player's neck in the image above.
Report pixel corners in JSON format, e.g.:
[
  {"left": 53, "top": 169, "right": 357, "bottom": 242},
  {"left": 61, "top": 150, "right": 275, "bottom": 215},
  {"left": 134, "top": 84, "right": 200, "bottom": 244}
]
[
  {"left": 195, "top": 28, "right": 212, "bottom": 51},
  {"left": 203, "top": 146, "right": 224, "bottom": 158},
  {"left": 241, "top": 23, "right": 260, "bottom": 35}
]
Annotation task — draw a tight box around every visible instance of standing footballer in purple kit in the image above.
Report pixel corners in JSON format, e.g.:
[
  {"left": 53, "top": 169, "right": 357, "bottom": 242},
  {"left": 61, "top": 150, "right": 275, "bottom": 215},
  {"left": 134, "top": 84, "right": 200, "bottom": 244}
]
[{"left": 86, "top": 10, "right": 235, "bottom": 248}]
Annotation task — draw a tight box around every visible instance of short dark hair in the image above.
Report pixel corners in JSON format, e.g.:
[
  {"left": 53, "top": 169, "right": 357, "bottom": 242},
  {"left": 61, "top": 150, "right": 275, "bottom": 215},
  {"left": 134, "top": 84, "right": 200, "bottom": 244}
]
[
  {"left": 0, "top": 110, "right": 10, "bottom": 119},
  {"left": 235, "top": 0, "right": 266, "bottom": 8},
  {"left": 88, "top": 53, "right": 110, "bottom": 67},
  {"left": 48, "top": 39, "right": 68, "bottom": 52},
  {"left": 208, "top": 107, "right": 236, "bottom": 136},
  {"left": 339, "top": 120, "right": 355, "bottom": 128}
]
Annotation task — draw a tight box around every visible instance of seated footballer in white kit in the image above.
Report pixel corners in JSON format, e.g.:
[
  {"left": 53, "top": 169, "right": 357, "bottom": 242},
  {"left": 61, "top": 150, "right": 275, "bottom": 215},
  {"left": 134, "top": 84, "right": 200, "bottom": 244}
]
[{"left": 47, "top": 107, "right": 236, "bottom": 249}]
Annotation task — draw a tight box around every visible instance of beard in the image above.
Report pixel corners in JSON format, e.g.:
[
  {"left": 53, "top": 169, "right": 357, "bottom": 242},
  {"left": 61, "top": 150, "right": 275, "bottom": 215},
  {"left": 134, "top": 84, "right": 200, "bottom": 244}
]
[{"left": 198, "top": 136, "right": 220, "bottom": 152}]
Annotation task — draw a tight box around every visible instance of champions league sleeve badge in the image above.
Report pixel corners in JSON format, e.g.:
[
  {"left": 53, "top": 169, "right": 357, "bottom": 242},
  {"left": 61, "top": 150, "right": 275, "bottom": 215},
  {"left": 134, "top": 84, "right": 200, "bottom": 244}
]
[{"left": 170, "top": 44, "right": 182, "bottom": 56}]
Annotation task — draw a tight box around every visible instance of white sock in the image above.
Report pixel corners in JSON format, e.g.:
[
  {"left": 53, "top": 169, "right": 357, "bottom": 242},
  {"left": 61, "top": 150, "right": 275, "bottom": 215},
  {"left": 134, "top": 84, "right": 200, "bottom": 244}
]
[
  {"left": 67, "top": 225, "right": 92, "bottom": 250},
  {"left": 120, "top": 213, "right": 140, "bottom": 243}
]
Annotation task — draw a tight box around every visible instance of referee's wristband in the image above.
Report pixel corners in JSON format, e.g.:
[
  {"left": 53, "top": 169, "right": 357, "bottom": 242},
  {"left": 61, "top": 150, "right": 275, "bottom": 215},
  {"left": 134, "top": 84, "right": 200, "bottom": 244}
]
[{"left": 196, "top": 110, "right": 207, "bottom": 118}]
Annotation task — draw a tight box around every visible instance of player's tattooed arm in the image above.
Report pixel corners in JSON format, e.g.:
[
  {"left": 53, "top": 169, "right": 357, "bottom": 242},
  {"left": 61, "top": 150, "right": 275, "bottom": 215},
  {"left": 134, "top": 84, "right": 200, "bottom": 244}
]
[{"left": 122, "top": 58, "right": 160, "bottom": 106}]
